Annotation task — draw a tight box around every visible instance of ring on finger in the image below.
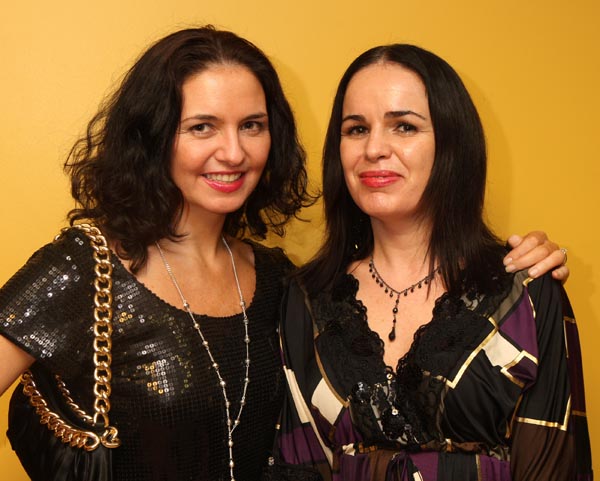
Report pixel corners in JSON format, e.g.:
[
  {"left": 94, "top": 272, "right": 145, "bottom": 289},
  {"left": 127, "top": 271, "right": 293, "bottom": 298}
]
[{"left": 560, "top": 247, "right": 568, "bottom": 266}]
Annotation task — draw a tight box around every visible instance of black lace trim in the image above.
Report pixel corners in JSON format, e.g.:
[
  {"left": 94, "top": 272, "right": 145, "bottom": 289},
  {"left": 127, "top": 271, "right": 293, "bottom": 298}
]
[
  {"left": 312, "top": 274, "right": 387, "bottom": 392},
  {"left": 309, "top": 269, "right": 512, "bottom": 447}
]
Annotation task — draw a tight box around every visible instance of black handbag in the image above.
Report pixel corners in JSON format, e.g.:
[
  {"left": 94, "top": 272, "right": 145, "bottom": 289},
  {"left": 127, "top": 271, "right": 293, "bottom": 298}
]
[{"left": 6, "top": 224, "right": 120, "bottom": 481}]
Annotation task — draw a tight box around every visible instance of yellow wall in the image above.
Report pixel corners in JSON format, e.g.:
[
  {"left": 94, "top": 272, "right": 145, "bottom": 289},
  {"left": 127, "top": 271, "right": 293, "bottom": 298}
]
[{"left": 1, "top": 0, "right": 597, "bottom": 477}]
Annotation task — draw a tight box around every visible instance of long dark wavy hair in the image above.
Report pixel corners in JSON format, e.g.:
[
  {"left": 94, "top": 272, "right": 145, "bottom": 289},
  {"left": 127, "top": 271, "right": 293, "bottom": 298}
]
[
  {"left": 65, "top": 26, "right": 313, "bottom": 272},
  {"left": 298, "top": 44, "right": 507, "bottom": 296}
]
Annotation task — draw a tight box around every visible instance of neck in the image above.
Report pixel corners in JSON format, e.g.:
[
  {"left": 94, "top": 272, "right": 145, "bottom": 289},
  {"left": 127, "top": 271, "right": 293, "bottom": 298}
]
[
  {"left": 162, "top": 209, "right": 229, "bottom": 265},
  {"left": 369, "top": 216, "right": 433, "bottom": 276}
]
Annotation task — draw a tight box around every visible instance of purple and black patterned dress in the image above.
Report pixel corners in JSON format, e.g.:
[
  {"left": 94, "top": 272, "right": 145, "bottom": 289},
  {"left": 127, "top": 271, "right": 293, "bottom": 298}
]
[{"left": 273, "top": 266, "right": 592, "bottom": 480}]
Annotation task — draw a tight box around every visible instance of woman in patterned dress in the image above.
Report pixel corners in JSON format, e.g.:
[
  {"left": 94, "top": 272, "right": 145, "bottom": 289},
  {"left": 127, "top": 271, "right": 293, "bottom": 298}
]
[{"left": 271, "top": 44, "right": 591, "bottom": 480}]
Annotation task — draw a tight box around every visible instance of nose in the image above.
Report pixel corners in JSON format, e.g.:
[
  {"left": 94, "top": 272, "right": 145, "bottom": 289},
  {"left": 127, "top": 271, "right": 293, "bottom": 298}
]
[
  {"left": 215, "top": 129, "right": 245, "bottom": 165},
  {"left": 365, "top": 128, "right": 392, "bottom": 162}
]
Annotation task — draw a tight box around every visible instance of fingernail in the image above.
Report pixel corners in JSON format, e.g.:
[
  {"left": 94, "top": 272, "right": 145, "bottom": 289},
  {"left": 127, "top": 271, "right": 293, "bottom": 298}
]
[
  {"left": 529, "top": 267, "right": 539, "bottom": 277},
  {"left": 505, "top": 265, "right": 515, "bottom": 273},
  {"left": 508, "top": 235, "right": 522, "bottom": 245},
  {"left": 503, "top": 257, "right": 513, "bottom": 266}
]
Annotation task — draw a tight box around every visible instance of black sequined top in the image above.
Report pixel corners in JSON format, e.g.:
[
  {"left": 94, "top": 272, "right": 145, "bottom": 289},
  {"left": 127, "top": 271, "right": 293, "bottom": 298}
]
[{"left": 0, "top": 228, "right": 292, "bottom": 481}]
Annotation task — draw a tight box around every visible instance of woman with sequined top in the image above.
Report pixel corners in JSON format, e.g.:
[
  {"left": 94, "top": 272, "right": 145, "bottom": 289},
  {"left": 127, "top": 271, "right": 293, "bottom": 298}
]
[
  {"left": 0, "top": 27, "right": 312, "bottom": 481},
  {"left": 270, "top": 45, "right": 592, "bottom": 480},
  {"left": 0, "top": 29, "right": 570, "bottom": 481}
]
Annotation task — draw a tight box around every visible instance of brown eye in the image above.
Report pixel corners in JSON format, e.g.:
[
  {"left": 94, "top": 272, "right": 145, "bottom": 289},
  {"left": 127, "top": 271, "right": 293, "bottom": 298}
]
[
  {"left": 396, "top": 123, "right": 417, "bottom": 134},
  {"left": 343, "top": 125, "right": 368, "bottom": 136},
  {"left": 241, "top": 120, "right": 266, "bottom": 133}
]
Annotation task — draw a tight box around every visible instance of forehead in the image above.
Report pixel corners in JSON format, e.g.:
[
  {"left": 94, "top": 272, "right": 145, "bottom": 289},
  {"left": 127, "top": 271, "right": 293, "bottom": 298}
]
[
  {"left": 180, "top": 64, "right": 266, "bottom": 109},
  {"left": 343, "top": 62, "right": 428, "bottom": 112}
]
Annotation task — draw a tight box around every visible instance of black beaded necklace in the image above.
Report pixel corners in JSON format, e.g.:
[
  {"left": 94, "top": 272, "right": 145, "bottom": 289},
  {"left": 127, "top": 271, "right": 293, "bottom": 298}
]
[{"left": 368, "top": 256, "right": 439, "bottom": 341}]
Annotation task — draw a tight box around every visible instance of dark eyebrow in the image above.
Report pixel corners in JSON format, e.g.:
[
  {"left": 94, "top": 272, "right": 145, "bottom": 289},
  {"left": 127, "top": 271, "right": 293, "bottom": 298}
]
[
  {"left": 341, "top": 114, "right": 365, "bottom": 123},
  {"left": 244, "top": 112, "right": 268, "bottom": 120},
  {"left": 181, "top": 112, "right": 268, "bottom": 123},
  {"left": 181, "top": 114, "right": 218, "bottom": 123},
  {"left": 385, "top": 110, "right": 427, "bottom": 120},
  {"left": 241, "top": 112, "right": 269, "bottom": 124},
  {"left": 342, "top": 110, "right": 427, "bottom": 123}
]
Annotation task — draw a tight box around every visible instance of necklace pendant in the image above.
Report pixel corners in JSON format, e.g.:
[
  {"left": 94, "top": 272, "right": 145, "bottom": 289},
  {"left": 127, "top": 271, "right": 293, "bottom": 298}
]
[
  {"left": 388, "top": 325, "right": 396, "bottom": 341},
  {"left": 370, "top": 255, "right": 439, "bottom": 345}
]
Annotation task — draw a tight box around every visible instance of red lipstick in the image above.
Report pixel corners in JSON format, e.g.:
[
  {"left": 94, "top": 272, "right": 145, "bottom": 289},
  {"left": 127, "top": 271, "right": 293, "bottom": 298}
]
[
  {"left": 202, "top": 172, "right": 245, "bottom": 193},
  {"left": 359, "top": 170, "right": 400, "bottom": 188}
]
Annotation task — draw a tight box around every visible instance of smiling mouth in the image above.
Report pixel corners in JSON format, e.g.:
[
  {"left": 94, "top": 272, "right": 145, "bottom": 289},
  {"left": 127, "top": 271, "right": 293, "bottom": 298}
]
[
  {"left": 360, "top": 171, "right": 398, "bottom": 178},
  {"left": 203, "top": 173, "right": 243, "bottom": 182}
]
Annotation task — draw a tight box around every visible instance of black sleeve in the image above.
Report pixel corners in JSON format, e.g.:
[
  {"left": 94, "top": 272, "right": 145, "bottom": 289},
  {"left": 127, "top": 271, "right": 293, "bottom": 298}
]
[
  {"left": 0, "top": 230, "right": 97, "bottom": 379},
  {"left": 510, "top": 274, "right": 592, "bottom": 480}
]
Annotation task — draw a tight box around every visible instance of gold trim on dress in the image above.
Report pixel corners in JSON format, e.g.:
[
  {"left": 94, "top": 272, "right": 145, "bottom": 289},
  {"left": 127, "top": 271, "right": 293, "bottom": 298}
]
[
  {"left": 499, "top": 350, "right": 538, "bottom": 388},
  {"left": 563, "top": 316, "right": 569, "bottom": 359},
  {"left": 522, "top": 276, "right": 534, "bottom": 287},
  {"left": 443, "top": 315, "right": 499, "bottom": 389},
  {"left": 515, "top": 396, "right": 571, "bottom": 431},
  {"left": 507, "top": 394, "right": 524, "bottom": 438},
  {"left": 442, "top": 276, "right": 540, "bottom": 390}
]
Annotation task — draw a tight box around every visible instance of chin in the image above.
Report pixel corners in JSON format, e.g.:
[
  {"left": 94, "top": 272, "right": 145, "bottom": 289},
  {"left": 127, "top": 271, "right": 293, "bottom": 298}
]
[{"left": 356, "top": 201, "right": 399, "bottom": 218}]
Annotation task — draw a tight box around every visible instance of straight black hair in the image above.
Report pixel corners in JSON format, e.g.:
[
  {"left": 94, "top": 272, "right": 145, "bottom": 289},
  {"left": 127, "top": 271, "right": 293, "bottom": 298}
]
[{"left": 298, "top": 44, "right": 506, "bottom": 296}]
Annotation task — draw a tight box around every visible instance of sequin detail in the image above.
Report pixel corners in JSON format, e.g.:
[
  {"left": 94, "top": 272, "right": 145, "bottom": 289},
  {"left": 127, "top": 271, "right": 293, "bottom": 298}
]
[{"left": 0, "top": 229, "right": 291, "bottom": 480}]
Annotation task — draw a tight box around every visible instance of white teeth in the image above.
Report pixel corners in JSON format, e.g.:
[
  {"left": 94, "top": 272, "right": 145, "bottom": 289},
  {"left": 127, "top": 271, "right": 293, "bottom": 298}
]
[{"left": 204, "top": 173, "right": 242, "bottom": 182}]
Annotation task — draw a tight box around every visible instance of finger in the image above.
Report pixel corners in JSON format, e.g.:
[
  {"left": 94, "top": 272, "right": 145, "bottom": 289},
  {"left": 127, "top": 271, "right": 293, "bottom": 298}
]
[
  {"left": 506, "top": 234, "right": 523, "bottom": 249},
  {"left": 551, "top": 265, "right": 570, "bottom": 284},
  {"left": 504, "top": 233, "right": 554, "bottom": 267},
  {"left": 505, "top": 242, "right": 561, "bottom": 274},
  {"left": 526, "top": 249, "right": 568, "bottom": 278}
]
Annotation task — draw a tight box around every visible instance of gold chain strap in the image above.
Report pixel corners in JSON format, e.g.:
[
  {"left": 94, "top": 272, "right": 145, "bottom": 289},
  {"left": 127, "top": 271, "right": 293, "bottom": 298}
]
[
  {"left": 20, "top": 223, "right": 120, "bottom": 451},
  {"left": 55, "top": 373, "right": 94, "bottom": 424}
]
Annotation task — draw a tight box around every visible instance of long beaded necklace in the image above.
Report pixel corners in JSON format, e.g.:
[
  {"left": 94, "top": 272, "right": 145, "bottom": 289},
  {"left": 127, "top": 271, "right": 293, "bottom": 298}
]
[
  {"left": 369, "top": 256, "right": 439, "bottom": 341},
  {"left": 155, "top": 236, "right": 249, "bottom": 481}
]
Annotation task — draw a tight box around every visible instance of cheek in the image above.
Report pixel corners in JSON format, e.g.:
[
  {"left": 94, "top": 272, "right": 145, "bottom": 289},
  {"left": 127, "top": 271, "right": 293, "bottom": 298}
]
[
  {"left": 169, "top": 151, "right": 184, "bottom": 182},
  {"left": 340, "top": 143, "right": 357, "bottom": 178},
  {"left": 171, "top": 139, "right": 203, "bottom": 170},
  {"left": 404, "top": 140, "right": 435, "bottom": 173},
  {"left": 339, "top": 140, "right": 354, "bottom": 166},
  {"left": 421, "top": 148, "right": 435, "bottom": 179},
  {"left": 340, "top": 161, "right": 355, "bottom": 196},
  {"left": 340, "top": 154, "right": 362, "bottom": 203},
  {"left": 342, "top": 166, "right": 361, "bottom": 205},
  {"left": 253, "top": 136, "right": 271, "bottom": 171}
]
